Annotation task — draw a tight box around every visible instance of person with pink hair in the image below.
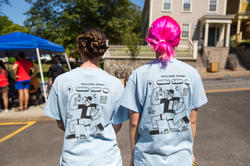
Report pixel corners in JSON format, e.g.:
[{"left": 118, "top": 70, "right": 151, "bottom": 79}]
[{"left": 119, "top": 16, "right": 207, "bottom": 166}]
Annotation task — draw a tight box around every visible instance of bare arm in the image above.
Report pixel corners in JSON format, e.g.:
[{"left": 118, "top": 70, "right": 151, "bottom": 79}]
[
  {"left": 113, "top": 124, "right": 122, "bottom": 134},
  {"left": 12, "top": 63, "right": 19, "bottom": 78},
  {"left": 129, "top": 110, "right": 140, "bottom": 166},
  {"left": 56, "top": 120, "right": 65, "bottom": 131},
  {"left": 190, "top": 108, "right": 198, "bottom": 162},
  {"left": 30, "top": 65, "right": 39, "bottom": 78},
  {"left": 190, "top": 109, "right": 198, "bottom": 141}
]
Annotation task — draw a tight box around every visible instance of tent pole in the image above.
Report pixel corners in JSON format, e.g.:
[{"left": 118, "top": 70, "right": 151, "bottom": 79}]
[
  {"left": 36, "top": 48, "right": 47, "bottom": 101},
  {"left": 64, "top": 52, "right": 71, "bottom": 71}
]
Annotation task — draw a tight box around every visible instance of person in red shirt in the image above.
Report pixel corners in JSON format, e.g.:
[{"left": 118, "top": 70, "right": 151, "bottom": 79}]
[
  {"left": 0, "top": 60, "right": 9, "bottom": 112},
  {"left": 12, "top": 52, "right": 38, "bottom": 111}
]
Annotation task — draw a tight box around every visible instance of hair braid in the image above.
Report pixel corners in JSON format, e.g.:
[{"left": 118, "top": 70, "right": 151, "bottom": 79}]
[{"left": 76, "top": 29, "right": 108, "bottom": 59}]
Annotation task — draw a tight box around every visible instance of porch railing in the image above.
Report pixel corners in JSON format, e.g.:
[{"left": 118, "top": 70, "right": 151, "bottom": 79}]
[{"left": 105, "top": 43, "right": 197, "bottom": 59}]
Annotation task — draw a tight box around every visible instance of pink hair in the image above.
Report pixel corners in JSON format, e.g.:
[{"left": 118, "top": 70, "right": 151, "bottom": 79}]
[{"left": 146, "top": 16, "right": 181, "bottom": 62}]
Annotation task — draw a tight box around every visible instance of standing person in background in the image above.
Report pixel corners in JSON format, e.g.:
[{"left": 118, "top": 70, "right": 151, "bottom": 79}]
[
  {"left": 44, "top": 28, "right": 128, "bottom": 166},
  {"left": 12, "top": 52, "right": 38, "bottom": 111},
  {"left": 120, "top": 16, "right": 207, "bottom": 166},
  {"left": 0, "top": 60, "right": 9, "bottom": 112},
  {"left": 47, "top": 55, "right": 65, "bottom": 87}
]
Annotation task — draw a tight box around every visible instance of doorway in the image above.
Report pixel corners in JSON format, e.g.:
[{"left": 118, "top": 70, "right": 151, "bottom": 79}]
[{"left": 208, "top": 27, "right": 216, "bottom": 46}]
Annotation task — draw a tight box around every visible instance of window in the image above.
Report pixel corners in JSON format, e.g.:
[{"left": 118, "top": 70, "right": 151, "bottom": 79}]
[
  {"left": 182, "top": 24, "right": 190, "bottom": 38},
  {"left": 163, "top": 0, "right": 171, "bottom": 11},
  {"left": 209, "top": 0, "right": 217, "bottom": 12},
  {"left": 183, "top": 0, "right": 191, "bottom": 11}
]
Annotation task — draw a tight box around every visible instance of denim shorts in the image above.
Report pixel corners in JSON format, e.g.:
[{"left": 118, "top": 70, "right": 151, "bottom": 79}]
[
  {"left": 0, "top": 86, "right": 9, "bottom": 90},
  {"left": 15, "top": 80, "right": 31, "bottom": 90}
]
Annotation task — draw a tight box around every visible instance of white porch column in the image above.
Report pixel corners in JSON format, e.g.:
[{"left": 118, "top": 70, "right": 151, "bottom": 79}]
[
  {"left": 237, "top": 19, "right": 241, "bottom": 34},
  {"left": 237, "top": 18, "right": 241, "bottom": 41},
  {"left": 225, "top": 23, "right": 231, "bottom": 47},
  {"left": 193, "top": 40, "right": 198, "bottom": 59},
  {"left": 218, "top": 24, "right": 225, "bottom": 47},
  {"left": 149, "top": 0, "right": 153, "bottom": 28},
  {"left": 204, "top": 22, "right": 209, "bottom": 47}
]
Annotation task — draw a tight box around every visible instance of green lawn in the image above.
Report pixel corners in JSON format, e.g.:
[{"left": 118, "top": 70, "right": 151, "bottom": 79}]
[
  {"left": 34, "top": 63, "right": 73, "bottom": 81},
  {"left": 6, "top": 62, "right": 73, "bottom": 82}
]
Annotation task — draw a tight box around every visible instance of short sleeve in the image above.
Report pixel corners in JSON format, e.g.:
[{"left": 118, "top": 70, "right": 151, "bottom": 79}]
[
  {"left": 119, "top": 74, "right": 143, "bottom": 114},
  {"left": 43, "top": 81, "right": 61, "bottom": 120},
  {"left": 111, "top": 80, "right": 129, "bottom": 124},
  {"left": 14, "top": 61, "right": 19, "bottom": 66},
  {"left": 190, "top": 72, "right": 208, "bottom": 109}
]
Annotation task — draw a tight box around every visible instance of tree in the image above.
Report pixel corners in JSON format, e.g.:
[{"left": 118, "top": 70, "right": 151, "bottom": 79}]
[
  {"left": 123, "top": 2, "right": 143, "bottom": 58},
  {"left": 24, "top": 0, "right": 142, "bottom": 54},
  {"left": 0, "top": 15, "right": 29, "bottom": 35},
  {"left": 124, "top": 31, "right": 142, "bottom": 58},
  {"left": 1, "top": 24, "right": 29, "bottom": 34},
  {"left": 0, "top": 15, "right": 12, "bottom": 32}
]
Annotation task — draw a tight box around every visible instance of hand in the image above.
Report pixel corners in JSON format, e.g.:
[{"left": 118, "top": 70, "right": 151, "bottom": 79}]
[
  {"left": 192, "top": 154, "right": 196, "bottom": 163},
  {"left": 130, "top": 159, "right": 134, "bottom": 166},
  {"left": 30, "top": 74, "right": 36, "bottom": 78},
  {"left": 130, "top": 154, "right": 134, "bottom": 166},
  {"left": 16, "top": 75, "right": 20, "bottom": 79}
]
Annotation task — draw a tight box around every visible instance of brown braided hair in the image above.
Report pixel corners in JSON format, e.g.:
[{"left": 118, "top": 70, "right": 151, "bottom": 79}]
[{"left": 76, "top": 28, "right": 108, "bottom": 59}]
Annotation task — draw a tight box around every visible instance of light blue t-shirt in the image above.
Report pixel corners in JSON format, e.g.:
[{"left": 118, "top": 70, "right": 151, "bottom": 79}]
[
  {"left": 120, "top": 58, "right": 208, "bottom": 166},
  {"left": 44, "top": 67, "right": 127, "bottom": 166}
]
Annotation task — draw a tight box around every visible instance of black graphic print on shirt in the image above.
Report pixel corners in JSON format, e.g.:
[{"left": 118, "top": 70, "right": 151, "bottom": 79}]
[
  {"left": 66, "top": 83, "right": 109, "bottom": 140},
  {"left": 147, "top": 75, "right": 191, "bottom": 135}
]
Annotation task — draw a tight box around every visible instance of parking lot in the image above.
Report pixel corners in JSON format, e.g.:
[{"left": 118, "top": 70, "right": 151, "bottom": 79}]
[{"left": 1, "top": 78, "right": 250, "bottom": 166}]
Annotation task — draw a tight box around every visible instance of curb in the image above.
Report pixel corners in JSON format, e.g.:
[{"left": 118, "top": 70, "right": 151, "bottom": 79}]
[
  {"left": 1, "top": 70, "right": 250, "bottom": 123},
  {"left": 0, "top": 104, "right": 54, "bottom": 122},
  {"left": 199, "top": 70, "right": 250, "bottom": 80},
  {"left": 0, "top": 116, "right": 54, "bottom": 123}
]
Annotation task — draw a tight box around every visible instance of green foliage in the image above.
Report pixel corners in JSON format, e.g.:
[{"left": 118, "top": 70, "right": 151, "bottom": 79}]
[
  {"left": 24, "top": 0, "right": 142, "bottom": 58},
  {"left": 237, "top": 40, "right": 250, "bottom": 47},
  {"left": 0, "top": 16, "right": 29, "bottom": 35},
  {"left": 124, "top": 30, "right": 143, "bottom": 58},
  {"left": 8, "top": 57, "right": 16, "bottom": 64},
  {"left": 123, "top": 5, "right": 143, "bottom": 59},
  {"left": 0, "top": 15, "right": 12, "bottom": 31},
  {"left": 1, "top": 24, "right": 29, "bottom": 34},
  {"left": 98, "top": 60, "right": 104, "bottom": 69}
]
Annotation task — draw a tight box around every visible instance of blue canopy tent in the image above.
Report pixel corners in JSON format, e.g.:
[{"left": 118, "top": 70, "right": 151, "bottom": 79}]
[{"left": 0, "top": 32, "right": 71, "bottom": 100}]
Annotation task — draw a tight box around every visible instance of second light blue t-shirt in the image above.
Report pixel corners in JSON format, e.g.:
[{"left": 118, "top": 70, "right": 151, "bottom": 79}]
[
  {"left": 44, "top": 67, "right": 127, "bottom": 166},
  {"left": 120, "top": 58, "right": 208, "bottom": 166}
]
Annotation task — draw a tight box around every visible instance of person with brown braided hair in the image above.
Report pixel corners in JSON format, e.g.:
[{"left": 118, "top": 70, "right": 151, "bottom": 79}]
[{"left": 44, "top": 28, "right": 128, "bottom": 166}]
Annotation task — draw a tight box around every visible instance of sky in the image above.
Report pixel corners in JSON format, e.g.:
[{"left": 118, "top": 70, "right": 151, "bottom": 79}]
[{"left": 1, "top": 0, "right": 145, "bottom": 26}]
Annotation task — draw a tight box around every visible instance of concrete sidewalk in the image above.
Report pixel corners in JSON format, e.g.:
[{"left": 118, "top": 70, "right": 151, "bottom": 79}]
[
  {"left": 0, "top": 69, "right": 250, "bottom": 123},
  {"left": 0, "top": 104, "right": 52, "bottom": 122},
  {"left": 199, "top": 69, "right": 250, "bottom": 80}
]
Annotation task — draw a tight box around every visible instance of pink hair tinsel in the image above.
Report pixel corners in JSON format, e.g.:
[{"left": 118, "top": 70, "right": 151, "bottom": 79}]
[{"left": 146, "top": 16, "right": 181, "bottom": 62}]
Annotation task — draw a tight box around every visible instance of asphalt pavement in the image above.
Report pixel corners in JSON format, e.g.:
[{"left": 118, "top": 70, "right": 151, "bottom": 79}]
[
  {"left": 0, "top": 90, "right": 250, "bottom": 166},
  {"left": 0, "top": 71, "right": 250, "bottom": 166},
  {"left": 1, "top": 70, "right": 250, "bottom": 122}
]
